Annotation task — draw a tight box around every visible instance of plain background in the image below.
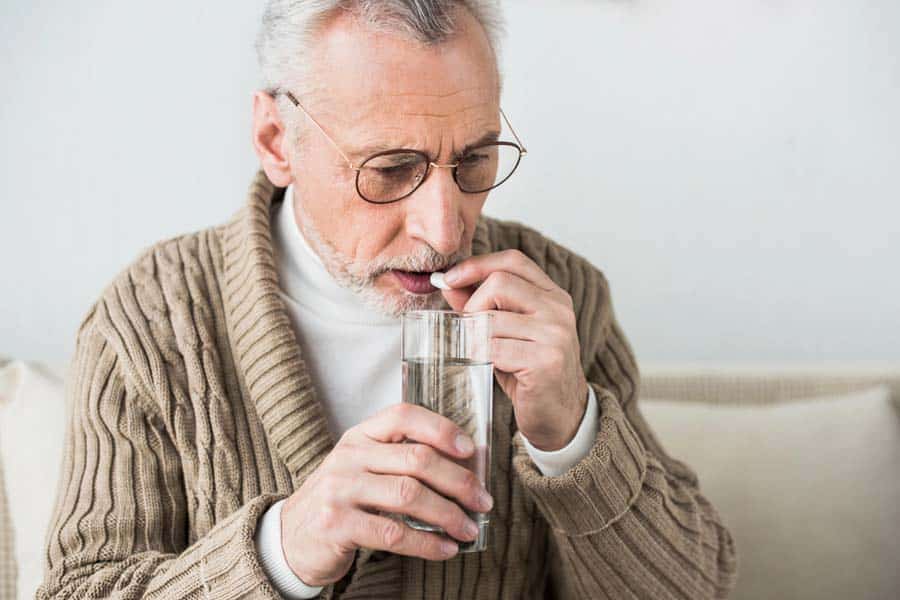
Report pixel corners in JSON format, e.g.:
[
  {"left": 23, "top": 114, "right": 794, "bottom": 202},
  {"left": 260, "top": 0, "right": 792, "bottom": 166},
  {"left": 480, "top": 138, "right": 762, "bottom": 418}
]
[{"left": 2, "top": 0, "right": 898, "bottom": 372}]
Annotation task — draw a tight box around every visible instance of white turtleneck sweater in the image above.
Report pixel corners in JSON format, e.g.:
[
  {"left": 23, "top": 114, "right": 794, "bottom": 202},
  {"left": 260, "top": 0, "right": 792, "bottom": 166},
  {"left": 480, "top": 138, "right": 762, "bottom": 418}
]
[{"left": 254, "top": 183, "right": 599, "bottom": 598}]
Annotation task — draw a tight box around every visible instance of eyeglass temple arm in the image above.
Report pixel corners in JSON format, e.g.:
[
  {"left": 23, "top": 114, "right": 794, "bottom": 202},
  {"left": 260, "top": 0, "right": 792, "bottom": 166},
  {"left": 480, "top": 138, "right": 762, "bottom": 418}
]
[
  {"left": 500, "top": 107, "right": 527, "bottom": 155},
  {"left": 283, "top": 90, "right": 358, "bottom": 170},
  {"left": 283, "top": 90, "right": 526, "bottom": 162}
]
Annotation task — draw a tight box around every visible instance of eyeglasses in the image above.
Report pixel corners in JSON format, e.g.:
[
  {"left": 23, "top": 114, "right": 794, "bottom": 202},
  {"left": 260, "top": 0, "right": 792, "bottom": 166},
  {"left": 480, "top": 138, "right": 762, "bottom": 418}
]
[{"left": 277, "top": 89, "right": 527, "bottom": 204}]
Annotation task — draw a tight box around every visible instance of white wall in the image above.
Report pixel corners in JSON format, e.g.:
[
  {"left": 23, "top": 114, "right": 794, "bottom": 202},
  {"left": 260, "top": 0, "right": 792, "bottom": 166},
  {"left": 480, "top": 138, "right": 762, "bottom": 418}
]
[{"left": 2, "top": 0, "right": 898, "bottom": 371}]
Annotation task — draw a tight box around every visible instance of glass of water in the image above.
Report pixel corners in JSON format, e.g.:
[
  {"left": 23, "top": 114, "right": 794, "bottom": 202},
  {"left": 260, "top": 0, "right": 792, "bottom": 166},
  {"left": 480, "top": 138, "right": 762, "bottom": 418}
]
[{"left": 400, "top": 309, "right": 493, "bottom": 553}]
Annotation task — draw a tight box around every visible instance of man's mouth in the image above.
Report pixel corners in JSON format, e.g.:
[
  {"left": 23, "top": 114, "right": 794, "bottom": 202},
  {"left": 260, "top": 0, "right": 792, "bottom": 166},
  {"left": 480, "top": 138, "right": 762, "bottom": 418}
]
[{"left": 390, "top": 269, "right": 440, "bottom": 294}]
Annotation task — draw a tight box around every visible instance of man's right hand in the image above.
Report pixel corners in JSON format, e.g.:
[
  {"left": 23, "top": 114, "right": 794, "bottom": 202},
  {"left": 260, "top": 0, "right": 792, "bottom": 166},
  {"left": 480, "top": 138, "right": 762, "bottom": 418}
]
[{"left": 279, "top": 403, "right": 495, "bottom": 588}]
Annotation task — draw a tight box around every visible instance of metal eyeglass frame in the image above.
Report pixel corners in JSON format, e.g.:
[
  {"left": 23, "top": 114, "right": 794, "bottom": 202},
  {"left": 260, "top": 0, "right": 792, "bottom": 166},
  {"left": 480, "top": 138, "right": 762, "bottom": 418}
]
[{"left": 278, "top": 89, "right": 528, "bottom": 204}]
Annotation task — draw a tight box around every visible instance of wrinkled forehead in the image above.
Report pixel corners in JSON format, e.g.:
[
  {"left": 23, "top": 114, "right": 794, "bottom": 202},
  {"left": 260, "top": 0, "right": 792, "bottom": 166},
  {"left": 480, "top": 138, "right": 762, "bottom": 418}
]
[{"left": 305, "top": 9, "right": 501, "bottom": 136}]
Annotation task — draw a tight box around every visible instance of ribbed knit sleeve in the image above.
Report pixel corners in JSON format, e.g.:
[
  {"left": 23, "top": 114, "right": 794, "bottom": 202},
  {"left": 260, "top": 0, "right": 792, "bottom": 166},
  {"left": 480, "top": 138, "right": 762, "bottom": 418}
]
[
  {"left": 512, "top": 292, "right": 739, "bottom": 598},
  {"left": 35, "top": 309, "right": 288, "bottom": 600},
  {"left": 500, "top": 223, "right": 739, "bottom": 599}
]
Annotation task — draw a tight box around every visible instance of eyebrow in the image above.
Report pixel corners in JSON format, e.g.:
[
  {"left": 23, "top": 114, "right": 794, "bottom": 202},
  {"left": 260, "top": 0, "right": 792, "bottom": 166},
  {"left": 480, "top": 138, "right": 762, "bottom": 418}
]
[
  {"left": 350, "top": 130, "right": 502, "bottom": 163},
  {"left": 456, "top": 130, "right": 501, "bottom": 158}
]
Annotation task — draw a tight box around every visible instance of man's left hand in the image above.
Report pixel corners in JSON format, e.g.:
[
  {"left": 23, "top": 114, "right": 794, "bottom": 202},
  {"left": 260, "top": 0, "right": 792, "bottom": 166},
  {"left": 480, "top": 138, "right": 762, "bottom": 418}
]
[{"left": 439, "top": 249, "right": 590, "bottom": 451}]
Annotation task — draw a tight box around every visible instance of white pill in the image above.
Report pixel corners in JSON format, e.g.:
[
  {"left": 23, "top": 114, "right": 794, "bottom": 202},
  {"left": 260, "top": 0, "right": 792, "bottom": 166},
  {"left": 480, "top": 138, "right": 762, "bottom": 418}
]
[{"left": 430, "top": 271, "right": 451, "bottom": 290}]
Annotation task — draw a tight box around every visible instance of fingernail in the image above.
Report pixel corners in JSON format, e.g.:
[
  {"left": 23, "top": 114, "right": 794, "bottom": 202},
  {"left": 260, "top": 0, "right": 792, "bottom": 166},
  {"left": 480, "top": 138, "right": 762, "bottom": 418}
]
[
  {"left": 455, "top": 433, "right": 474, "bottom": 455},
  {"left": 478, "top": 489, "right": 494, "bottom": 511},
  {"left": 441, "top": 540, "right": 458, "bottom": 557},
  {"left": 430, "top": 271, "right": 451, "bottom": 290},
  {"left": 464, "top": 520, "right": 479, "bottom": 539},
  {"left": 443, "top": 268, "right": 460, "bottom": 285}
]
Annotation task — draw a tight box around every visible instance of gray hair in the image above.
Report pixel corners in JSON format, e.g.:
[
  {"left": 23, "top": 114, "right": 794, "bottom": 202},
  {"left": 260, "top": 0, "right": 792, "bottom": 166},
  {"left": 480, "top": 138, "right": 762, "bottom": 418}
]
[{"left": 255, "top": 0, "right": 506, "bottom": 148}]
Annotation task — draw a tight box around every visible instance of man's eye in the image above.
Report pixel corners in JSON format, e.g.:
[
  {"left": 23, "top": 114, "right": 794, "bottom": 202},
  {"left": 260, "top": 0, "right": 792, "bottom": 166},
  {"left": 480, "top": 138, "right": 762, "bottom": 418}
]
[
  {"left": 461, "top": 153, "right": 488, "bottom": 165},
  {"left": 375, "top": 164, "right": 410, "bottom": 173},
  {"left": 372, "top": 164, "right": 418, "bottom": 179}
]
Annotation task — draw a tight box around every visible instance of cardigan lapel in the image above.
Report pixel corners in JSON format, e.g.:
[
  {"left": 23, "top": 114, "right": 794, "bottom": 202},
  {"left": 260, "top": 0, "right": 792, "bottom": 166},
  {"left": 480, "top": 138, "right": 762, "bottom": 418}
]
[{"left": 220, "top": 168, "right": 335, "bottom": 489}]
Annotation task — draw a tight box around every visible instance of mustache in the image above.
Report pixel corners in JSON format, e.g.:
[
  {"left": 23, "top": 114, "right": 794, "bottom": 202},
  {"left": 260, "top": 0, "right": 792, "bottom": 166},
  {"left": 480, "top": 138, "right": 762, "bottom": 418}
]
[{"left": 373, "top": 247, "right": 470, "bottom": 278}]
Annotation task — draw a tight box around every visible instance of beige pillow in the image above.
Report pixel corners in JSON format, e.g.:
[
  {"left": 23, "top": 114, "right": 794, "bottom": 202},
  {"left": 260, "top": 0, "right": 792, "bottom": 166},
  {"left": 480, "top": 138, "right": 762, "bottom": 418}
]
[
  {"left": 0, "top": 434, "right": 15, "bottom": 600},
  {"left": 641, "top": 385, "right": 900, "bottom": 600},
  {"left": 0, "top": 360, "right": 69, "bottom": 600}
]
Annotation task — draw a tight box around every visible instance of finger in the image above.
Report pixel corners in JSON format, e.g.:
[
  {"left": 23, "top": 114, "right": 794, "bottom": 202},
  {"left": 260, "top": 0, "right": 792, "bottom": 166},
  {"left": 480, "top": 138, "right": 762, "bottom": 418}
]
[
  {"left": 491, "top": 337, "right": 542, "bottom": 374},
  {"left": 481, "top": 309, "right": 541, "bottom": 342},
  {"left": 352, "top": 472, "right": 479, "bottom": 543},
  {"left": 440, "top": 285, "right": 475, "bottom": 312},
  {"left": 349, "top": 510, "right": 459, "bottom": 561},
  {"left": 361, "top": 442, "right": 492, "bottom": 514},
  {"left": 351, "top": 403, "right": 475, "bottom": 460},
  {"left": 443, "top": 249, "right": 557, "bottom": 291},
  {"left": 461, "top": 270, "right": 544, "bottom": 314}
]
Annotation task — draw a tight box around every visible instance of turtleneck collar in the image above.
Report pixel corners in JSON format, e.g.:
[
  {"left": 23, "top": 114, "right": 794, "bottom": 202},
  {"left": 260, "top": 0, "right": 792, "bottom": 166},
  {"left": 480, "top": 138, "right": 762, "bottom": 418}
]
[{"left": 271, "top": 182, "right": 399, "bottom": 326}]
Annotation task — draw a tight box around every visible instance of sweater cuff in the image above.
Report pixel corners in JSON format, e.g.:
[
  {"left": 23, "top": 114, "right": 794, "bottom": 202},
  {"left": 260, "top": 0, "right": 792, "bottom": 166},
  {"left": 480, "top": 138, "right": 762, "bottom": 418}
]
[
  {"left": 520, "top": 385, "right": 598, "bottom": 477},
  {"left": 179, "top": 493, "right": 290, "bottom": 599},
  {"left": 255, "top": 499, "right": 325, "bottom": 598},
  {"left": 512, "top": 382, "right": 648, "bottom": 535}
]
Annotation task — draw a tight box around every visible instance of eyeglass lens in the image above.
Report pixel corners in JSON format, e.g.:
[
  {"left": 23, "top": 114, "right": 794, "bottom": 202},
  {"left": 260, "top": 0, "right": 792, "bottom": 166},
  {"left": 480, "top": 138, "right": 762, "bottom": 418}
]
[{"left": 357, "top": 143, "right": 522, "bottom": 203}]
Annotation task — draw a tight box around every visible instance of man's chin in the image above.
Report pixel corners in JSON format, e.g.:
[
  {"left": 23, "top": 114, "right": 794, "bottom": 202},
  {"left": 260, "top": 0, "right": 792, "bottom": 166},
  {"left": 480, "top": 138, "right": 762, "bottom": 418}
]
[
  {"left": 390, "top": 286, "right": 450, "bottom": 312},
  {"left": 366, "top": 274, "right": 450, "bottom": 316}
]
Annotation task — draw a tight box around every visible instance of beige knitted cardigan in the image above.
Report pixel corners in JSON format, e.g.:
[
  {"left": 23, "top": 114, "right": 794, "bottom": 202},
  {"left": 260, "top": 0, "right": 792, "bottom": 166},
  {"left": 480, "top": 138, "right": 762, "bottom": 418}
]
[{"left": 36, "top": 169, "right": 738, "bottom": 599}]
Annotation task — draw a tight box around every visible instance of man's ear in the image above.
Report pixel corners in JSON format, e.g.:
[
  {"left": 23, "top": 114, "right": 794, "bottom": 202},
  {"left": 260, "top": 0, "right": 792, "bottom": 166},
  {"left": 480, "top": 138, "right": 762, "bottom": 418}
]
[{"left": 251, "top": 90, "right": 293, "bottom": 187}]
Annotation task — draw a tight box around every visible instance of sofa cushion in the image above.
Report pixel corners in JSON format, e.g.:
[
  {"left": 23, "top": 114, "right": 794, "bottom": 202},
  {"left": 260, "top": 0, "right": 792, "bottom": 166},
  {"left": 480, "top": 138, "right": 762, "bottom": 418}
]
[
  {"left": 641, "top": 385, "right": 900, "bottom": 600},
  {"left": 0, "top": 449, "right": 15, "bottom": 600},
  {"left": 0, "top": 359, "right": 68, "bottom": 600}
]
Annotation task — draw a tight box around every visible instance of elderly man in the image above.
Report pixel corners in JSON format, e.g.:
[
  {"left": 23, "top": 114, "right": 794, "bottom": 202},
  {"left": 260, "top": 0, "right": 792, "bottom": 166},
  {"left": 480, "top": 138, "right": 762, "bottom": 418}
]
[{"left": 38, "top": 1, "right": 737, "bottom": 599}]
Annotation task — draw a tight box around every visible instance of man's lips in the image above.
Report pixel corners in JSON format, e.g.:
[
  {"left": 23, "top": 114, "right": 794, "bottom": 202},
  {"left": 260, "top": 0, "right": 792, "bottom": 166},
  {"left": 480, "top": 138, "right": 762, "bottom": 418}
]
[{"left": 390, "top": 269, "right": 440, "bottom": 294}]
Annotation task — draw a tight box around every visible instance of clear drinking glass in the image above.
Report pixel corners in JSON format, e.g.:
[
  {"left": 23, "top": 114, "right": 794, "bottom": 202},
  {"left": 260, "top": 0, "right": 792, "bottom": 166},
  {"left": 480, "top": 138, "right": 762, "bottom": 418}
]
[{"left": 400, "top": 309, "right": 493, "bottom": 553}]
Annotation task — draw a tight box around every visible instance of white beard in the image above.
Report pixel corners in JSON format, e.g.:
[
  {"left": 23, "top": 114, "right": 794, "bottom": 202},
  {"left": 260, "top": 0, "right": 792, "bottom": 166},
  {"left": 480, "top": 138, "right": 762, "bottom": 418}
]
[{"left": 293, "top": 198, "right": 468, "bottom": 319}]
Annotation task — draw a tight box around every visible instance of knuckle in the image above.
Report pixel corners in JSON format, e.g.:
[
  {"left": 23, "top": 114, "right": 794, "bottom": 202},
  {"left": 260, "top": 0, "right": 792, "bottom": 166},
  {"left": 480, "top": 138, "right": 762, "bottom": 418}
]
[
  {"left": 318, "top": 503, "right": 340, "bottom": 530},
  {"left": 319, "top": 451, "right": 339, "bottom": 472},
  {"left": 391, "top": 403, "right": 415, "bottom": 424},
  {"left": 397, "top": 475, "right": 423, "bottom": 506},
  {"left": 462, "top": 471, "right": 482, "bottom": 503},
  {"left": 437, "top": 416, "right": 460, "bottom": 444},
  {"left": 505, "top": 248, "right": 526, "bottom": 262},
  {"left": 317, "top": 474, "right": 342, "bottom": 502},
  {"left": 558, "top": 292, "right": 576, "bottom": 313},
  {"left": 546, "top": 347, "right": 566, "bottom": 370},
  {"left": 550, "top": 323, "right": 571, "bottom": 344},
  {"left": 381, "top": 518, "right": 406, "bottom": 548},
  {"left": 375, "top": 402, "right": 404, "bottom": 422},
  {"left": 338, "top": 425, "right": 365, "bottom": 449},
  {"left": 488, "top": 270, "right": 509, "bottom": 286},
  {"left": 406, "top": 443, "right": 433, "bottom": 472},
  {"left": 423, "top": 534, "right": 445, "bottom": 558},
  {"left": 333, "top": 437, "right": 356, "bottom": 457},
  {"left": 334, "top": 432, "right": 353, "bottom": 452},
  {"left": 370, "top": 405, "right": 390, "bottom": 420},
  {"left": 319, "top": 472, "right": 341, "bottom": 490},
  {"left": 456, "top": 511, "right": 474, "bottom": 535},
  {"left": 463, "top": 468, "right": 481, "bottom": 493}
]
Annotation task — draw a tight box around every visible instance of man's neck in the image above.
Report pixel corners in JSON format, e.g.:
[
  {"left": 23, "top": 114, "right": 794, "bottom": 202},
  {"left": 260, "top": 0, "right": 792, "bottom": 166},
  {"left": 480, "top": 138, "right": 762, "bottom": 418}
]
[{"left": 271, "top": 183, "right": 398, "bottom": 326}]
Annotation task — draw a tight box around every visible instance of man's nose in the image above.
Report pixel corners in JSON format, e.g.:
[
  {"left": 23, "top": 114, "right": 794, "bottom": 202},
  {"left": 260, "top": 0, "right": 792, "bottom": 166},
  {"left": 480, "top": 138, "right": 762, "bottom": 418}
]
[{"left": 405, "top": 163, "right": 465, "bottom": 257}]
